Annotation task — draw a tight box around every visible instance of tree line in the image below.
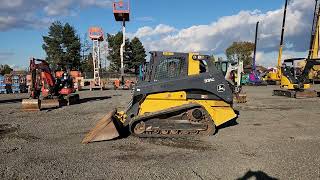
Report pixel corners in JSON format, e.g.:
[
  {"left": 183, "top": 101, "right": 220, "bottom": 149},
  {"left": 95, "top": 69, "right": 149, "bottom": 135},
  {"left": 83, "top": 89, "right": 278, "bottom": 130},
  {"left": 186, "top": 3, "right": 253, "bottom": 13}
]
[
  {"left": 42, "top": 21, "right": 146, "bottom": 74},
  {"left": 0, "top": 65, "right": 13, "bottom": 75}
]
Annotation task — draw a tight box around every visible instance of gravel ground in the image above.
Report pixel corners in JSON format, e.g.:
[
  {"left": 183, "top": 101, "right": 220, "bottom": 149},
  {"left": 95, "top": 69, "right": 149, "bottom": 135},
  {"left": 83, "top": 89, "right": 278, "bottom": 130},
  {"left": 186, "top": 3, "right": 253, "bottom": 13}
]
[{"left": 0, "top": 86, "right": 320, "bottom": 179}]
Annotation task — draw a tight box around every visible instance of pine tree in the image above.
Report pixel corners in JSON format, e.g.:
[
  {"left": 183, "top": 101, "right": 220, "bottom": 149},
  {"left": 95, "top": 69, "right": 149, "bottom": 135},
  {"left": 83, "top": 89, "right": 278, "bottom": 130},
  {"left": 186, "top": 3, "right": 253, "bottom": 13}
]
[
  {"left": 63, "top": 23, "right": 81, "bottom": 69},
  {"left": 107, "top": 32, "right": 131, "bottom": 72},
  {"left": 129, "top": 37, "right": 146, "bottom": 74},
  {"left": 42, "top": 21, "right": 81, "bottom": 70},
  {"left": 107, "top": 33, "right": 146, "bottom": 73},
  {"left": 42, "top": 21, "right": 64, "bottom": 69},
  {"left": 81, "top": 53, "right": 94, "bottom": 72}
]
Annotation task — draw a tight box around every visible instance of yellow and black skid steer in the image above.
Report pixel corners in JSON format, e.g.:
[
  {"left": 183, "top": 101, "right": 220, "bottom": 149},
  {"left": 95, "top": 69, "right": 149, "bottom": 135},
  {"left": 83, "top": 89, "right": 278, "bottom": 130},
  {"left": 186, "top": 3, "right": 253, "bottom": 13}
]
[{"left": 82, "top": 51, "right": 238, "bottom": 143}]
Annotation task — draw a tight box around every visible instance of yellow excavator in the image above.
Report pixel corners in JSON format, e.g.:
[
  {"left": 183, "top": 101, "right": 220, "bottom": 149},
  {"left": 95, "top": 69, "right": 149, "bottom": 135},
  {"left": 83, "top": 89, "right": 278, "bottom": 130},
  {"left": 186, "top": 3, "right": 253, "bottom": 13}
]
[
  {"left": 272, "top": 0, "right": 320, "bottom": 98},
  {"left": 82, "top": 51, "right": 238, "bottom": 143},
  {"left": 265, "top": 0, "right": 288, "bottom": 85},
  {"left": 307, "top": 0, "right": 320, "bottom": 81},
  {"left": 273, "top": 58, "right": 320, "bottom": 98}
]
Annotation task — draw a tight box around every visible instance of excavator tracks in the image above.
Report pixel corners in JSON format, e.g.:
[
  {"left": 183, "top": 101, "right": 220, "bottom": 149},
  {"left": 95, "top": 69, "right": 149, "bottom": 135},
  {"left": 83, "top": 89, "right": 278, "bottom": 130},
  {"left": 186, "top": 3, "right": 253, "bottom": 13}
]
[
  {"left": 129, "top": 104, "right": 215, "bottom": 138},
  {"left": 273, "top": 89, "right": 318, "bottom": 98}
]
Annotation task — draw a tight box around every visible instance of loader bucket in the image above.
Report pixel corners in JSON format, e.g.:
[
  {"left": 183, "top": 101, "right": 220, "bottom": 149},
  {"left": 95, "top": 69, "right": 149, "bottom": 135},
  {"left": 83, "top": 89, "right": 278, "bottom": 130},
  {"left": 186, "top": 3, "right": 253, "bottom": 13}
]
[
  {"left": 21, "top": 99, "right": 41, "bottom": 111},
  {"left": 82, "top": 110, "right": 120, "bottom": 144},
  {"left": 40, "top": 99, "right": 60, "bottom": 109}
]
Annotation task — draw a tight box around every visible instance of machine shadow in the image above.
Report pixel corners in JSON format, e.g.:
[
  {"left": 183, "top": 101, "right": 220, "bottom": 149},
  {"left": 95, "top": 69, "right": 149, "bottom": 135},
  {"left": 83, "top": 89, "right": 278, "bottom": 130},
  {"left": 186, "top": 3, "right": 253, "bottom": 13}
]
[
  {"left": 0, "top": 98, "right": 24, "bottom": 104},
  {"left": 79, "top": 96, "right": 112, "bottom": 104},
  {"left": 237, "top": 170, "right": 278, "bottom": 180}
]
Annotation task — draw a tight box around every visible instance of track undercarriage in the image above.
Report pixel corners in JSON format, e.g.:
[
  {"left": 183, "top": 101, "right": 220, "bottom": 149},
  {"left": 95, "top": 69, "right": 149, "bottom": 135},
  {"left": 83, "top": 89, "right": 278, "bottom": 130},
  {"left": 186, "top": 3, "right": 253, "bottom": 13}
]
[
  {"left": 273, "top": 89, "right": 318, "bottom": 98},
  {"left": 129, "top": 104, "right": 215, "bottom": 138}
]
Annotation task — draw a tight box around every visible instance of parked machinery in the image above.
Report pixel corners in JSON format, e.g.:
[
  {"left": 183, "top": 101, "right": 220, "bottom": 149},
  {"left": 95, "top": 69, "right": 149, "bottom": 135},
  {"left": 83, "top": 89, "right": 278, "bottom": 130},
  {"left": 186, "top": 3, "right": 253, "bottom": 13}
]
[
  {"left": 272, "top": 0, "right": 320, "bottom": 98},
  {"left": 273, "top": 58, "right": 320, "bottom": 98},
  {"left": 56, "top": 69, "right": 82, "bottom": 91},
  {"left": 11, "top": 75, "right": 20, "bottom": 93},
  {"left": 215, "top": 60, "right": 247, "bottom": 103},
  {"left": 21, "top": 58, "right": 80, "bottom": 111},
  {"left": 248, "top": 21, "right": 266, "bottom": 86},
  {"left": 4, "top": 75, "right": 12, "bottom": 94},
  {"left": 0, "top": 75, "right": 6, "bottom": 94},
  {"left": 265, "top": 0, "right": 288, "bottom": 85},
  {"left": 82, "top": 51, "right": 238, "bottom": 143},
  {"left": 19, "top": 75, "right": 28, "bottom": 93}
]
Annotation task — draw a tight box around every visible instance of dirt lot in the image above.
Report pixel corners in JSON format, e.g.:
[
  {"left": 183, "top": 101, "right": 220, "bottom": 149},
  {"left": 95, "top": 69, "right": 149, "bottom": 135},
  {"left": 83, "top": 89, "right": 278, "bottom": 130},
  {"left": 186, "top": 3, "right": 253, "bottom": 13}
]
[{"left": 1, "top": 86, "right": 320, "bottom": 179}]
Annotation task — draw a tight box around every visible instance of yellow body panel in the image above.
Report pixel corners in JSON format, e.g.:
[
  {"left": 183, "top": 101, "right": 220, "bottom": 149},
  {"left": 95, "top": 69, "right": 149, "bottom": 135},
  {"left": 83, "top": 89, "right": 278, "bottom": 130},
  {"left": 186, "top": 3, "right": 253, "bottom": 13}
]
[
  {"left": 308, "top": 10, "right": 320, "bottom": 80},
  {"left": 280, "top": 76, "right": 310, "bottom": 90},
  {"left": 188, "top": 53, "right": 200, "bottom": 75},
  {"left": 266, "top": 71, "right": 281, "bottom": 82},
  {"left": 280, "top": 76, "right": 295, "bottom": 90},
  {"left": 304, "top": 84, "right": 311, "bottom": 89},
  {"left": 139, "top": 92, "right": 237, "bottom": 127}
]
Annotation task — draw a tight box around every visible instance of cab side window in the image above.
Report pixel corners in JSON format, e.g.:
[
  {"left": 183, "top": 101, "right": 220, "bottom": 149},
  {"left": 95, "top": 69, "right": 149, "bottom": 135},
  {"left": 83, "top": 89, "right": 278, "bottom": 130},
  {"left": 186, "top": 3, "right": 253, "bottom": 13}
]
[
  {"left": 154, "top": 57, "right": 186, "bottom": 81},
  {"left": 199, "top": 60, "right": 208, "bottom": 73}
]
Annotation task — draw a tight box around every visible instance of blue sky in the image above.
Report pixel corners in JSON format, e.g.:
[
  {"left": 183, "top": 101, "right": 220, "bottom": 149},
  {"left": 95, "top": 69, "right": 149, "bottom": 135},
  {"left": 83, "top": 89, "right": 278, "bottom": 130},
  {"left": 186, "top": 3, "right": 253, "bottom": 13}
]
[{"left": 0, "top": 0, "right": 315, "bottom": 69}]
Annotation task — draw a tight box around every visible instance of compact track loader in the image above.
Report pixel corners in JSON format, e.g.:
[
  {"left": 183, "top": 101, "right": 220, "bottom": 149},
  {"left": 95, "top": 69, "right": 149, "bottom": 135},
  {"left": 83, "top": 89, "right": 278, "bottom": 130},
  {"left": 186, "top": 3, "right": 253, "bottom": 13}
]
[{"left": 82, "top": 52, "right": 238, "bottom": 143}]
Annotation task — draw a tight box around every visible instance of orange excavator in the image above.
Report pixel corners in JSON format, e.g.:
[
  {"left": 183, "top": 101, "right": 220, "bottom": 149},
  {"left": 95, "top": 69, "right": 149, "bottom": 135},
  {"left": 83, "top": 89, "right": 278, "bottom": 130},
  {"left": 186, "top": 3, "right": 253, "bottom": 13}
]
[{"left": 21, "top": 58, "right": 80, "bottom": 111}]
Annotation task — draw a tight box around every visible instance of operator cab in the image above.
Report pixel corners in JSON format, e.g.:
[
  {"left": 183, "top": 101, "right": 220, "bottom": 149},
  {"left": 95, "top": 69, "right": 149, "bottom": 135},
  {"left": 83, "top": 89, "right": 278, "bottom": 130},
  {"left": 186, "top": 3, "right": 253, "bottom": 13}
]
[
  {"left": 282, "top": 58, "right": 306, "bottom": 84},
  {"left": 215, "top": 61, "right": 229, "bottom": 76},
  {"left": 143, "top": 52, "right": 214, "bottom": 83}
]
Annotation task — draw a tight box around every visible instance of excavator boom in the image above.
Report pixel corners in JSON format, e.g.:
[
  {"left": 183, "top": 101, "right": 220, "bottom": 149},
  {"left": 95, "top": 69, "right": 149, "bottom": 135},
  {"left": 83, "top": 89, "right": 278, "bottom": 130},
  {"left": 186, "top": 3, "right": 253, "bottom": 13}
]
[
  {"left": 308, "top": 0, "right": 320, "bottom": 80},
  {"left": 277, "top": 0, "right": 288, "bottom": 78}
]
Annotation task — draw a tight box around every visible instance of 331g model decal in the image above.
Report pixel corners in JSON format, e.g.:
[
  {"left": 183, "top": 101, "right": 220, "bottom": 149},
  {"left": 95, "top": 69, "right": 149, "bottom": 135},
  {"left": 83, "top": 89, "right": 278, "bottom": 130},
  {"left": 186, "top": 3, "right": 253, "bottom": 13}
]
[{"left": 204, "top": 78, "right": 215, "bottom": 83}]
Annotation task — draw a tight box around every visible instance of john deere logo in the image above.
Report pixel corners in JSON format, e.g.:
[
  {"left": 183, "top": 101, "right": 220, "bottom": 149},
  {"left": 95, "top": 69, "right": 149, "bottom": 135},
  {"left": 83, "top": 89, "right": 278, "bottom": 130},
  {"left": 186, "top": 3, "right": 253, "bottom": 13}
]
[{"left": 217, "top": 84, "right": 225, "bottom": 92}]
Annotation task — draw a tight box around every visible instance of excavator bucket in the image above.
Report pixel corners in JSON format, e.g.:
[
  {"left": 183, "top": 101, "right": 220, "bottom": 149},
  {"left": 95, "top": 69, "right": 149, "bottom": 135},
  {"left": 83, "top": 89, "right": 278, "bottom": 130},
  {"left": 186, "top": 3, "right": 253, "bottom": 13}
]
[
  {"left": 82, "top": 110, "right": 120, "bottom": 144},
  {"left": 40, "top": 99, "right": 60, "bottom": 109},
  {"left": 234, "top": 93, "right": 247, "bottom": 103},
  {"left": 295, "top": 90, "right": 318, "bottom": 98},
  {"left": 21, "top": 99, "right": 41, "bottom": 111}
]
